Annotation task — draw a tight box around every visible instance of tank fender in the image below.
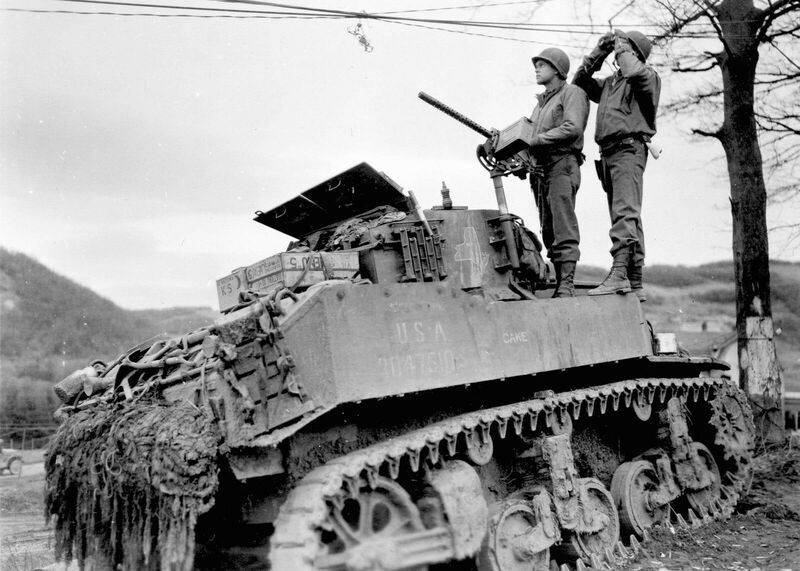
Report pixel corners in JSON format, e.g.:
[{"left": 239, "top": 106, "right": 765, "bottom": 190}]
[
  {"left": 227, "top": 446, "right": 285, "bottom": 480},
  {"left": 426, "top": 459, "right": 488, "bottom": 559}
]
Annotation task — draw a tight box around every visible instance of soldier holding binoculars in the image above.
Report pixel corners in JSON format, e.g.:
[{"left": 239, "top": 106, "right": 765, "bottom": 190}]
[{"left": 574, "top": 30, "right": 661, "bottom": 301}]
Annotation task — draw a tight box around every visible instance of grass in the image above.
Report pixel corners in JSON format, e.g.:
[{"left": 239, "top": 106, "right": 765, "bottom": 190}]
[
  {"left": 21, "top": 450, "right": 45, "bottom": 464},
  {"left": 0, "top": 472, "right": 45, "bottom": 515},
  {"left": 1, "top": 540, "right": 54, "bottom": 571},
  {"left": 0, "top": 457, "right": 53, "bottom": 571},
  {"left": 691, "top": 286, "right": 736, "bottom": 304}
]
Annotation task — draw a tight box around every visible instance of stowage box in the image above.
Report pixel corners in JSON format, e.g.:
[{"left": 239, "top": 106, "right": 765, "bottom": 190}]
[{"left": 216, "top": 251, "right": 359, "bottom": 311}]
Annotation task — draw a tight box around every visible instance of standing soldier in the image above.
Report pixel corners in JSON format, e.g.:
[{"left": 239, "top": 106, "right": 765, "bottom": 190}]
[
  {"left": 528, "top": 48, "right": 590, "bottom": 297},
  {"left": 573, "top": 30, "right": 660, "bottom": 300}
]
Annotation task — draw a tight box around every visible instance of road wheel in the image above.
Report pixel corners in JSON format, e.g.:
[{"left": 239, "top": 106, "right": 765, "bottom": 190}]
[
  {"left": 480, "top": 497, "right": 552, "bottom": 571},
  {"left": 7, "top": 457, "right": 22, "bottom": 476},
  {"left": 611, "top": 461, "right": 668, "bottom": 537},
  {"left": 569, "top": 479, "right": 619, "bottom": 564},
  {"left": 685, "top": 443, "right": 721, "bottom": 515}
]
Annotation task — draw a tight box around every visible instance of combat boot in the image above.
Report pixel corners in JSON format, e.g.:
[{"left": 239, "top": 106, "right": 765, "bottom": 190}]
[
  {"left": 588, "top": 250, "right": 631, "bottom": 296},
  {"left": 553, "top": 261, "right": 576, "bottom": 298},
  {"left": 628, "top": 262, "right": 647, "bottom": 302}
]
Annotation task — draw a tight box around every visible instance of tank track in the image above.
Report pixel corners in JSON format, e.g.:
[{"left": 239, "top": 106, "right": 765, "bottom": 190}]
[{"left": 270, "top": 376, "right": 754, "bottom": 570}]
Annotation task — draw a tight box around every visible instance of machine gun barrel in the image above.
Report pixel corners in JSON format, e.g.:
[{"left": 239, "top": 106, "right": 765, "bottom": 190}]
[{"left": 418, "top": 91, "right": 492, "bottom": 138}]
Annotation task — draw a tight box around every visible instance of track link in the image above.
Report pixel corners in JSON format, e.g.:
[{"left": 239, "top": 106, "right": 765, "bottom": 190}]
[{"left": 270, "top": 376, "right": 753, "bottom": 570}]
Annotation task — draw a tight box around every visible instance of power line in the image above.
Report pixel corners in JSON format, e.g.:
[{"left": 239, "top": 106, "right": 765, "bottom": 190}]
[
  {"left": 15, "top": 0, "right": 763, "bottom": 41},
  {"left": 53, "top": 0, "right": 332, "bottom": 17},
  {"left": 381, "top": 18, "right": 588, "bottom": 49},
  {"left": 376, "top": 1, "right": 544, "bottom": 15},
  {"left": 46, "top": 0, "right": 778, "bottom": 30},
  {"left": 210, "top": 0, "right": 756, "bottom": 38},
  {"left": 3, "top": 6, "right": 330, "bottom": 19}
]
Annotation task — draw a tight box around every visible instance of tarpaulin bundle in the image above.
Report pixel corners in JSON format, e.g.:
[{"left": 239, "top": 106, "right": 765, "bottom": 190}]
[{"left": 45, "top": 398, "right": 220, "bottom": 570}]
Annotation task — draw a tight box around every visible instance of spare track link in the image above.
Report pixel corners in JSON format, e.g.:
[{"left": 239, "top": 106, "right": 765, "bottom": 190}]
[{"left": 269, "top": 376, "right": 752, "bottom": 570}]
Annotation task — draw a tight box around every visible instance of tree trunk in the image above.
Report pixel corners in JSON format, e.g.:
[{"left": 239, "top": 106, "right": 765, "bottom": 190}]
[{"left": 717, "top": 0, "right": 783, "bottom": 441}]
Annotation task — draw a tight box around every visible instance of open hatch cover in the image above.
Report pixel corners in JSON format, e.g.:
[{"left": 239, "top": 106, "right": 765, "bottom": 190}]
[{"left": 254, "top": 162, "right": 411, "bottom": 239}]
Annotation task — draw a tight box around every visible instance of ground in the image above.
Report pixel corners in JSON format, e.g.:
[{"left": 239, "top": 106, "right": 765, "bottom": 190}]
[
  {"left": 0, "top": 450, "right": 53, "bottom": 571},
  {"left": 623, "top": 438, "right": 800, "bottom": 571},
  {"left": 1, "top": 443, "right": 799, "bottom": 570}
]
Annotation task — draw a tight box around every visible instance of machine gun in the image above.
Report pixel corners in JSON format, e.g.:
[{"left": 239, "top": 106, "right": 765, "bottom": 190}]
[
  {"left": 418, "top": 92, "right": 536, "bottom": 179},
  {"left": 418, "top": 91, "right": 537, "bottom": 277}
]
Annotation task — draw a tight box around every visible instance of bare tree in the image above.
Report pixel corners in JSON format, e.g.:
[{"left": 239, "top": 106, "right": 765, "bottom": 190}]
[{"left": 632, "top": 0, "right": 799, "bottom": 439}]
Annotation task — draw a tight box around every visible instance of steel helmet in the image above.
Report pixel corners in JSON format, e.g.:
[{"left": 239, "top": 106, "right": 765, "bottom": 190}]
[
  {"left": 625, "top": 30, "right": 652, "bottom": 61},
  {"left": 532, "top": 47, "right": 570, "bottom": 79}
]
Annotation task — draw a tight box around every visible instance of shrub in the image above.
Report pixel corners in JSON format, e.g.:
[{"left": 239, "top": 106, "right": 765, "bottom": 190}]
[
  {"left": 645, "top": 265, "right": 707, "bottom": 288},
  {"left": 692, "top": 287, "right": 736, "bottom": 304}
]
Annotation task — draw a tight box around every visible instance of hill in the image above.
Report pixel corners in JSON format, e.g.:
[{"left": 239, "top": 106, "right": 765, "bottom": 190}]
[
  {"left": 0, "top": 249, "right": 216, "bottom": 440},
  {"left": 578, "top": 260, "right": 800, "bottom": 392}
]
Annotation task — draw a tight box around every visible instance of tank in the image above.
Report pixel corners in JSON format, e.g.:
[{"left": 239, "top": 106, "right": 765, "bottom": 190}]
[{"left": 46, "top": 162, "right": 755, "bottom": 571}]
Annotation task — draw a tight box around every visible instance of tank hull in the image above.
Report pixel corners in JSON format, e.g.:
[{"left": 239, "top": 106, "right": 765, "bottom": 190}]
[{"left": 280, "top": 283, "right": 653, "bottom": 406}]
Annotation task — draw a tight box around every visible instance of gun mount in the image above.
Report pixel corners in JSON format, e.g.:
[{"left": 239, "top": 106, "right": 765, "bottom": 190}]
[{"left": 419, "top": 92, "right": 541, "bottom": 278}]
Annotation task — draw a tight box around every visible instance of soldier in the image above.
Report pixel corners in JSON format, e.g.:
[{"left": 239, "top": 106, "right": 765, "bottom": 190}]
[
  {"left": 573, "top": 30, "right": 660, "bottom": 301},
  {"left": 528, "top": 48, "right": 590, "bottom": 297}
]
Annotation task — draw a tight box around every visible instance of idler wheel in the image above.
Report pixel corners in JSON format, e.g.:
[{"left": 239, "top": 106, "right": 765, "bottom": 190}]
[
  {"left": 709, "top": 386, "right": 755, "bottom": 494},
  {"left": 685, "top": 443, "right": 722, "bottom": 515},
  {"left": 569, "top": 480, "right": 620, "bottom": 564},
  {"left": 480, "top": 497, "right": 553, "bottom": 571},
  {"left": 611, "top": 461, "right": 668, "bottom": 537}
]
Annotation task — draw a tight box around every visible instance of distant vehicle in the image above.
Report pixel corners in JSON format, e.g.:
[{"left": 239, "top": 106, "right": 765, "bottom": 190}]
[{"left": 0, "top": 440, "right": 23, "bottom": 476}]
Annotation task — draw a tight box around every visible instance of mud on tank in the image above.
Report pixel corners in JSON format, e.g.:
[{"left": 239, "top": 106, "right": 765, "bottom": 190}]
[{"left": 47, "top": 162, "right": 755, "bottom": 570}]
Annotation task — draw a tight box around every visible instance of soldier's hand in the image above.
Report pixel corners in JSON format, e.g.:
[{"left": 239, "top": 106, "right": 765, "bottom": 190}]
[
  {"left": 483, "top": 128, "right": 500, "bottom": 154},
  {"left": 597, "top": 32, "right": 615, "bottom": 52},
  {"left": 613, "top": 29, "right": 631, "bottom": 52}
]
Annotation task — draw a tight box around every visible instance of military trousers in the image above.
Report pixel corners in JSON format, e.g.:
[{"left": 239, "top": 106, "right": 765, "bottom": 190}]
[
  {"left": 597, "top": 138, "right": 648, "bottom": 265},
  {"left": 531, "top": 154, "right": 581, "bottom": 263}
]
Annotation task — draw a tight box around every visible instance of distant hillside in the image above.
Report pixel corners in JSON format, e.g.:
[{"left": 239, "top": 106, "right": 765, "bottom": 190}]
[
  {"left": 578, "top": 260, "right": 800, "bottom": 393},
  {"left": 0, "top": 248, "right": 216, "bottom": 435},
  {"left": 0, "top": 249, "right": 217, "bottom": 361}
]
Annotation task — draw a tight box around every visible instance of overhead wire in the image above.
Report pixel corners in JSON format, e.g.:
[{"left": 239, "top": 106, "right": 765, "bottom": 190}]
[
  {"left": 49, "top": 0, "right": 335, "bottom": 17},
  {"left": 380, "top": 18, "right": 588, "bottom": 49},
  {"left": 8, "top": 0, "right": 771, "bottom": 41},
  {"left": 2, "top": 7, "right": 332, "bottom": 19},
  {"left": 376, "top": 1, "right": 545, "bottom": 15},
  {"left": 209, "top": 0, "right": 762, "bottom": 38}
]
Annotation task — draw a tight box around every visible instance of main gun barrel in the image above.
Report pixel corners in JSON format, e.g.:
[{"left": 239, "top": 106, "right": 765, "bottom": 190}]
[{"left": 418, "top": 91, "right": 492, "bottom": 138}]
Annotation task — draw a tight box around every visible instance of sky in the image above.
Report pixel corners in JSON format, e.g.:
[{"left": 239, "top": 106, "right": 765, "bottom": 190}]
[{"left": 1, "top": 0, "right": 798, "bottom": 310}]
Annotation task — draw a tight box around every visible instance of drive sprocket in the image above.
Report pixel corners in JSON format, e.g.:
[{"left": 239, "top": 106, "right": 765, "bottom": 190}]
[{"left": 708, "top": 383, "right": 756, "bottom": 493}]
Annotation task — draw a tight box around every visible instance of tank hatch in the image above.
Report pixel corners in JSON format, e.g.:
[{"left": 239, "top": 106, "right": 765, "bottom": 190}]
[{"left": 254, "top": 162, "right": 411, "bottom": 239}]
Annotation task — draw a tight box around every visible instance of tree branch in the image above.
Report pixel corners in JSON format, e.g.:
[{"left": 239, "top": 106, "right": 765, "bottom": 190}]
[
  {"left": 692, "top": 127, "right": 723, "bottom": 138},
  {"left": 694, "top": 0, "right": 731, "bottom": 54},
  {"left": 672, "top": 60, "right": 721, "bottom": 72},
  {"left": 767, "top": 40, "right": 800, "bottom": 70},
  {"left": 756, "top": 0, "right": 800, "bottom": 42},
  {"left": 651, "top": 0, "right": 710, "bottom": 41}
]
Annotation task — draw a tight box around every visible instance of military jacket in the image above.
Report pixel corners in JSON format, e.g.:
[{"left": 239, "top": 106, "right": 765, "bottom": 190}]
[
  {"left": 529, "top": 79, "right": 590, "bottom": 159},
  {"left": 573, "top": 40, "right": 661, "bottom": 146}
]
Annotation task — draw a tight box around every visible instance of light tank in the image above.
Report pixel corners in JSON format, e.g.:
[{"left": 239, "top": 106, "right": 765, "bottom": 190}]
[{"left": 47, "top": 160, "right": 754, "bottom": 570}]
